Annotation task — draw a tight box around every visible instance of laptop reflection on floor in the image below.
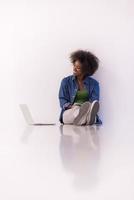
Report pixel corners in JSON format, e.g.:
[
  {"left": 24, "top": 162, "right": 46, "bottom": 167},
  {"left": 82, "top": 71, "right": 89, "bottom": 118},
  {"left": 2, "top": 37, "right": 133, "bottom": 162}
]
[{"left": 20, "top": 104, "right": 56, "bottom": 126}]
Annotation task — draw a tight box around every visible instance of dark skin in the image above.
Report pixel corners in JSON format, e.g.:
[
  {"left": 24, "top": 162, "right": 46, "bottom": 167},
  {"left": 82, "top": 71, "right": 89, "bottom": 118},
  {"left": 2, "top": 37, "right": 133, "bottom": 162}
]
[
  {"left": 68, "top": 60, "right": 85, "bottom": 109},
  {"left": 73, "top": 60, "right": 85, "bottom": 90}
]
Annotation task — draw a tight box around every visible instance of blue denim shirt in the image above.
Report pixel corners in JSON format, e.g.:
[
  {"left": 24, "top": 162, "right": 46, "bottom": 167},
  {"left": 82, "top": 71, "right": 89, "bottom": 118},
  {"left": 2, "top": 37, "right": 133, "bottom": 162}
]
[{"left": 58, "top": 75, "right": 102, "bottom": 125}]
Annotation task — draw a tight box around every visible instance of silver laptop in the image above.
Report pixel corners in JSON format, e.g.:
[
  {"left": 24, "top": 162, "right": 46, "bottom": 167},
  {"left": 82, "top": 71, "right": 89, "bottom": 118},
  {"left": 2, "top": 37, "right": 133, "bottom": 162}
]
[{"left": 20, "top": 104, "right": 56, "bottom": 126}]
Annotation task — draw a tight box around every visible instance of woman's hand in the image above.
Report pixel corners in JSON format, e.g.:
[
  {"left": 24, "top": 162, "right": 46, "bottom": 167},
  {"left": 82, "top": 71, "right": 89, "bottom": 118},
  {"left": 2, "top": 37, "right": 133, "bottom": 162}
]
[{"left": 67, "top": 104, "right": 72, "bottom": 109}]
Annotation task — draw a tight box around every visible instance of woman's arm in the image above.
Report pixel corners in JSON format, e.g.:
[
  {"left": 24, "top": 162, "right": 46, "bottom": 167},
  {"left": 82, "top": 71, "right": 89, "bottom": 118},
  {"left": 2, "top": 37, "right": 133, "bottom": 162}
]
[
  {"left": 58, "top": 78, "right": 72, "bottom": 110},
  {"left": 89, "top": 81, "right": 100, "bottom": 102}
]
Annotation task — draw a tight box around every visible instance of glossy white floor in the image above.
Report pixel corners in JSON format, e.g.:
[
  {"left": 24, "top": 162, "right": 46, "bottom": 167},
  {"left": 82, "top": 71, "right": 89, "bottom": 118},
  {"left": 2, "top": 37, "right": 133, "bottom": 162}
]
[{"left": 0, "top": 120, "right": 134, "bottom": 200}]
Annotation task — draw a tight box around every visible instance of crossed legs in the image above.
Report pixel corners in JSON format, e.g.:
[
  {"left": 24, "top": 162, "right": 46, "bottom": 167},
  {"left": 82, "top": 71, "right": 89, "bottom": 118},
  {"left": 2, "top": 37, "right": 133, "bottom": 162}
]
[{"left": 63, "top": 101, "right": 99, "bottom": 125}]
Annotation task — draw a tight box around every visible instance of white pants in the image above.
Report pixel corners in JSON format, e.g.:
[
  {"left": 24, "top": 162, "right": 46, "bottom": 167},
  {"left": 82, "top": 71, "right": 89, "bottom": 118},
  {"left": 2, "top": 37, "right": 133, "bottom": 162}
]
[{"left": 63, "top": 102, "right": 96, "bottom": 125}]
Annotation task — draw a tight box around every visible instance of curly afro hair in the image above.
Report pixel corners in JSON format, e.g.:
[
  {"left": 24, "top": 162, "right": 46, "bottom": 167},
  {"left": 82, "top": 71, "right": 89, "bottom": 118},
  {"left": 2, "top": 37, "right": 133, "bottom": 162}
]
[{"left": 69, "top": 49, "right": 99, "bottom": 76}]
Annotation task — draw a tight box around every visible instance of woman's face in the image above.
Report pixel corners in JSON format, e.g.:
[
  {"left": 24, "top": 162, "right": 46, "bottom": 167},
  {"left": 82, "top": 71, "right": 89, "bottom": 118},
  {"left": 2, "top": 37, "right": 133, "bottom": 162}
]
[{"left": 73, "top": 60, "right": 83, "bottom": 77}]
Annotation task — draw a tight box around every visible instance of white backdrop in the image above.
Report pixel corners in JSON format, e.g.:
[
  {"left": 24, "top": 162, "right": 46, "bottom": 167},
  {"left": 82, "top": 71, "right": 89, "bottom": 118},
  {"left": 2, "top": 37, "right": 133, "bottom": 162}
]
[{"left": 0, "top": 0, "right": 134, "bottom": 127}]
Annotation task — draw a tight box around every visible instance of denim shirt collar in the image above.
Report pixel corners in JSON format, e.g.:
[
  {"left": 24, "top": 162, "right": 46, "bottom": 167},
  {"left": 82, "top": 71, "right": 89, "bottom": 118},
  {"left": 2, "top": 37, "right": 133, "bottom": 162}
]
[{"left": 71, "top": 75, "right": 90, "bottom": 84}]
